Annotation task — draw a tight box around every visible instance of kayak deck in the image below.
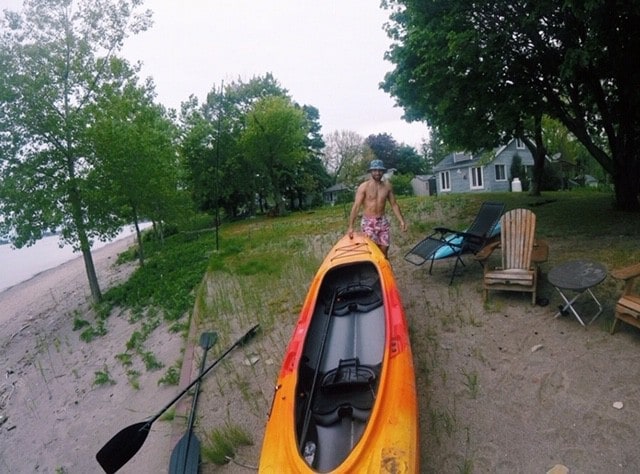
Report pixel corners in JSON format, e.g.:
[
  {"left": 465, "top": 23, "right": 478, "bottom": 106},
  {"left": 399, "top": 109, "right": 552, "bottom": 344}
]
[{"left": 295, "top": 261, "right": 385, "bottom": 472}]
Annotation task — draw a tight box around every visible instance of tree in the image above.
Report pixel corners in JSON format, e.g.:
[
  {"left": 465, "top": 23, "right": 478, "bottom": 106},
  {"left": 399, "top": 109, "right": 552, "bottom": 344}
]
[
  {"left": 290, "top": 104, "right": 331, "bottom": 209},
  {"left": 240, "top": 96, "right": 309, "bottom": 216},
  {"left": 322, "top": 130, "right": 365, "bottom": 182},
  {"left": 396, "top": 144, "right": 427, "bottom": 175},
  {"left": 424, "top": 128, "right": 450, "bottom": 168},
  {"left": 0, "top": 0, "right": 152, "bottom": 302},
  {"left": 88, "top": 75, "right": 185, "bottom": 265},
  {"left": 365, "top": 133, "right": 399, "bottom": 170},
  {"left": 382, "top": 0, "right": 640, "bottom": 210},
  {"left": 302, "top": 105, "right": 325, "bottom": 157},
  {"left": 180, "top": 75, "right": 291, "bottom": 219}
]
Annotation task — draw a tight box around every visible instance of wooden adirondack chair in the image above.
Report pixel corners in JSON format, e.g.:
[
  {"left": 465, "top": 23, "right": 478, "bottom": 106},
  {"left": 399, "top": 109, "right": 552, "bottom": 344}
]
[
  {"left": 610, "top": 262, "right": 640, "bottom": 334},
  {"left": 482, "top": 208, "right": 538, "bottom": 304}
]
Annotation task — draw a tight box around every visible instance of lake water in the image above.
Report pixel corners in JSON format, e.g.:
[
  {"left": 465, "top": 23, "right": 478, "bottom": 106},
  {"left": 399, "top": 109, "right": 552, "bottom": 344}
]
[{"left": 0, "top": 226, "right": 143, "bottom": 293}]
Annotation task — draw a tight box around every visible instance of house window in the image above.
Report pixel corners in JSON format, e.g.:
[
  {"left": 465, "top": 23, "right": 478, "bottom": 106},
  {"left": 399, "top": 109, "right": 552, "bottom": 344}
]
[
  {"left": 470, "top": 166, "right": 484, "bottom": 189},
  {"left": 440, "top": 171, "right": 451, "bottom": 191},
  {"left": 495, "top": 164, "right": 507, "bottom": 181},
  {"left": 515, "top": 138, "right": 525, "bottom": 149}
]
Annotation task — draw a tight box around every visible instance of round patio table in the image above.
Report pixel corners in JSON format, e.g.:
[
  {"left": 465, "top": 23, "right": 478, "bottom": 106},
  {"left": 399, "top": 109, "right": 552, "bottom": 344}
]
[{"left": 548, "top": 259, "right": 607, "bottom": 327}]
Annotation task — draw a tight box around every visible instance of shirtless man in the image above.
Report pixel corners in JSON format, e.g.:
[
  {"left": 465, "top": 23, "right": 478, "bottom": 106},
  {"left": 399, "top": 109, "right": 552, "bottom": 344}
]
[{"left": 348, "top": 159, "right": 407, "bottom": 257}]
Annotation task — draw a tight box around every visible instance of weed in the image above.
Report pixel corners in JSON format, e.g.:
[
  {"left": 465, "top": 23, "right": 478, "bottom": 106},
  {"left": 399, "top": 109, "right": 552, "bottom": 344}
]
[
  {"left": 159, "top": 407, "right": 176, "bottom": 422},
  {"left": 461, "top": 369, "right": 479, "bottom": 399},
  {"left": 78, "top": 318, "right": 107, "bottom": 342},
  {"left": 72, "top": 318, "right": 90, "bottom": 331},
  {"left": 126, "top": 369, "right": 141, "bottom": 390},
  {"left": 457, "top": 458, "right": 474, "bottom": 474},
  {"left": 115, "top": 352, "right": 133, "bottom": 367},
  {"left": 158, "top": 361, "right": 182, "bottom": 386},
  {"left": 93, "top": 366, "right": 115, "bottom": 386},
  {"left": 126, "top": 331, "right": 144, "bottom": 351},
  {"left": 201, "top": 423, "right": 253, "bottom": 465},
  {"left": 202, "top": 428, "right": 235, "bottom": 465},
  {"left": 471, "top": 346, "right": 486, "bottom": 363},
  {"left": 141, "top": 351, "right": 164, "bottom": 371},
  {"left": 429, "top": 407, "right": 456, "bottom": 444}
]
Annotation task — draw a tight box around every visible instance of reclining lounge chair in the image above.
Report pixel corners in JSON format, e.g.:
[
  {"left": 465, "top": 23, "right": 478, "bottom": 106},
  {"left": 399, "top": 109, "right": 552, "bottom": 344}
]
[{"left": 404, "top": 201, "right": 505, "bottom": 285}]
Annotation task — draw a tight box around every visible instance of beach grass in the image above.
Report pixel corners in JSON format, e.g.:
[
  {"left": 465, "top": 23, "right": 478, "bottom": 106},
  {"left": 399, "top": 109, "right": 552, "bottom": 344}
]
[{"left": 83, "top": 188, "right": 640, "bottom": 470}]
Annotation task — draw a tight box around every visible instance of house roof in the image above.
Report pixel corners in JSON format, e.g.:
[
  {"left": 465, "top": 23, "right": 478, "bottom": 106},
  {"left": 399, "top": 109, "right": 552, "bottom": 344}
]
[
  {"left": 324, "top": 183, "right": 350, "bottom": 193},
  {"left": 412, "top": 175, "right": 436, "bottom": 182},
  {"left": 434, "top": 138, "right": 535, "bottom": 172},
  {"left": 433, "top": 152, "right": 478, "bottom": 172}
]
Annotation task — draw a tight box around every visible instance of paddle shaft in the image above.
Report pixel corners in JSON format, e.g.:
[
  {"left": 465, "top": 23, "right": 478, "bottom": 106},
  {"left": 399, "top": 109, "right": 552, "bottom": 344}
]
[
  {"left": 170, "top": 331, "right": 217, "bottom": 474},
  {"left": 147, "top": 324, "right": 259, "bottom": 426},
  {"left": 298, "top": 289, "right": 338, "bottom": 453},
  {"left": 185, "top": 332, "right": 216, "bottom": 431},
  {"left": 96, "top": 324, "right": 259, "bottom": 473}
]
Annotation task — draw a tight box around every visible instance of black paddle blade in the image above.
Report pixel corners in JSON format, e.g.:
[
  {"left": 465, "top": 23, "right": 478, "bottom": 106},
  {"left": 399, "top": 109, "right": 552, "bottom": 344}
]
[
  {"left": 96, "top": 421, "right": 151, "bottom": 473},
  {"left": 168, "top": 432, "right": 201, "bottom": 474}
]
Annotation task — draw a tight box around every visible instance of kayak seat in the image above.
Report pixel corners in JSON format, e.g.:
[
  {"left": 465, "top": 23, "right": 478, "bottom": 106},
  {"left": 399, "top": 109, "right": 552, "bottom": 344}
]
[
  {"left": 331, "top": 284, "right": 383, "bottom": 316},
  {"left": 312, "top": 358, "right": 379, "bottom": 427}
]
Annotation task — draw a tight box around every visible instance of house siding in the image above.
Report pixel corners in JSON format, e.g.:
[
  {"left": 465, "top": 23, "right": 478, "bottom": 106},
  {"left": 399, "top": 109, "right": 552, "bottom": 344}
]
[{"left": 433, "top": 140, "right": 534, "bottom": 195}]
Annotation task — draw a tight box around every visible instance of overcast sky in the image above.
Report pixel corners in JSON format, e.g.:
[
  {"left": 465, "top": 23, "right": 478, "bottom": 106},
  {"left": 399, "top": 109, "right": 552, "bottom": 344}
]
[{"left": 2, "top": 0, "right": 430, "bottom": 147}]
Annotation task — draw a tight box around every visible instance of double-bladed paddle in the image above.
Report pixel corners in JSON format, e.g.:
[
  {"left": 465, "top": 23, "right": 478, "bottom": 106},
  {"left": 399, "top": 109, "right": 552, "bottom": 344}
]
[
  {"left": 168, "top": 331, "right": 218, "bottom": 474},
  {"left": 96, "top": 324, "right": 260, "bottom": 474}
]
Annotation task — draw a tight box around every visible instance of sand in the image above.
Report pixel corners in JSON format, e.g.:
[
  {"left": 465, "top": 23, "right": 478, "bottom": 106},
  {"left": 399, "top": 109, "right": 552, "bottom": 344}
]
[
  {"left": 0, "top": 236, "right": 183, "bottom": 474},
  {"left": 1, "top": 234, "right": 640, "bottom": 473}
]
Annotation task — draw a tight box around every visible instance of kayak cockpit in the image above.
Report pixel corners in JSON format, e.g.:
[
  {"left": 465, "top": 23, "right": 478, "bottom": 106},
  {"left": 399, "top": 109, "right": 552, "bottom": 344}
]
[{"left": 295, "top": 262, "right": 385, "bottom": 472}]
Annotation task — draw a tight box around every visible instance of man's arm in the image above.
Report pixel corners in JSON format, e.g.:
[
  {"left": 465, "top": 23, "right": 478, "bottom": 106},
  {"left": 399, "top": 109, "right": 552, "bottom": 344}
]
[
  {"left": 348, "top": 183, "right": 366, "bottom": 238},
  {"left": 387, "top": 185, "right": 407, "bottom": 232}
]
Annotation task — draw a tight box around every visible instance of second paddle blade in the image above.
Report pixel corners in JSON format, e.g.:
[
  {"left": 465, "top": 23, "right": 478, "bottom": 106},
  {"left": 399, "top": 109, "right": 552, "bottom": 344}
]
[{"left": 169, "top": 432, "right": 201, "bottom": 474}]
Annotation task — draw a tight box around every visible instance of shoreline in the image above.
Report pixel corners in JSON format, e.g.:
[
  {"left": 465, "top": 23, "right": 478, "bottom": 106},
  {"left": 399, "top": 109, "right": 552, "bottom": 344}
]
[{"left": 0, "top": 225, "right": 148, "bottom": 294}]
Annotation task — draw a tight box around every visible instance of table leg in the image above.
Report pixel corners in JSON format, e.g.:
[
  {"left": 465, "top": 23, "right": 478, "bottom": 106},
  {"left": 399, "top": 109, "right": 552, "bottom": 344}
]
[
  {"left": 552, "top": 287, "right": 603, "bottom": 327},
  {"left": 553, "top": 287, "right": 586, "bottom": 326},
  {"left": 585, "top": 288, "right": 603, "bottom": 325}
]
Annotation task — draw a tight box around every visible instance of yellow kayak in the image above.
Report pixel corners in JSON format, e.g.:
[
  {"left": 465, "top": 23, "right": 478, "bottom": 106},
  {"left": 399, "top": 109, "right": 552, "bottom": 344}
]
[{"left": 259, "top": 233, "right": 419, "bottom": 473}]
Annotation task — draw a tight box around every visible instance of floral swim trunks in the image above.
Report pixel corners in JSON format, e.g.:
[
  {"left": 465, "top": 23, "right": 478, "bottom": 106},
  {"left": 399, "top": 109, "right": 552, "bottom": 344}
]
[{"left": 361, "top": 215, "right": 390, "bottom": 247}]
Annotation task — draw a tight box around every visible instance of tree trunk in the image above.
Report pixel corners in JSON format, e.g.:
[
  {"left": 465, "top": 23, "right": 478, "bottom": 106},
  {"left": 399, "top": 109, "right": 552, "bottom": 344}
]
[
  {"left": 274, "top": 189, "right": 286, "bottom": 216},
  {"left": 521, "top": 115, "right": 546, "bottom": 197},
  {"left": 529, "top": 114, "right": 546, "bottom": 197},
  {"left": 80, "top": 232, "right": 102, "bottom": 303},
  {"left": 134, "top": 221, "right": 145, "bottom": 267},
  {"left": 131, "top": 204, "right": 145, "bottom": 267},
  {"left": 612, "top": 146, "right": 640, "bottom": 211},
  {"left": 69, "top": 184, "right": 102, "bottom": 303}
]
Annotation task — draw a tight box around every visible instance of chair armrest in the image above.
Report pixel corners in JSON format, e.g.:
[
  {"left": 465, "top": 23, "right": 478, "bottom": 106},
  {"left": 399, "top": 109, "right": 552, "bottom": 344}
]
[
  {"left": 611, "top": 262, "right": 640, "bottom": 282},
  {"left": 474, "top": 241, "right": 500, "bottom": 262},
  {"left": 433, "top": 226, "right": 461, "bottom": 235},
  {"left": 531, "top": 239, "right": 549, "bottom": 264}
]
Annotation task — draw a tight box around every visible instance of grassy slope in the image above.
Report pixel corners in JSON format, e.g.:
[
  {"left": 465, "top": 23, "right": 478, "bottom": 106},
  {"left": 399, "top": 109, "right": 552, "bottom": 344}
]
[{"left": 99, "top": 189, "right": 640, "bottom": 469}]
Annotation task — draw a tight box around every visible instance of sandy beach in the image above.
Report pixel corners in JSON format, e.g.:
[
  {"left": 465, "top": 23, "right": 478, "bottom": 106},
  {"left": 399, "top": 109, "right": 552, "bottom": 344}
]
[
  {"left": 2, "top": 232, "right": 640, "bottom": 473},
  {"left": 0, "top": 236, "right": 183, "bottom": 474}
]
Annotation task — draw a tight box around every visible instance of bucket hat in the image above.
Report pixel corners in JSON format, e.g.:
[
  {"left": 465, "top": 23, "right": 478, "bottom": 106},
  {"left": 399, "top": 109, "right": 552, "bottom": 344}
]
[{"left": 368, "top": 159, "right": 386, "bottom": 171}]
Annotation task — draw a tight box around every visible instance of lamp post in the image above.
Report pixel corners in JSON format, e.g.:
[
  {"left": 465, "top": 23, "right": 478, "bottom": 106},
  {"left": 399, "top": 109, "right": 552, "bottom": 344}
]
[{"left": 213, "top": 81, "right": 224, "bottom": 252}]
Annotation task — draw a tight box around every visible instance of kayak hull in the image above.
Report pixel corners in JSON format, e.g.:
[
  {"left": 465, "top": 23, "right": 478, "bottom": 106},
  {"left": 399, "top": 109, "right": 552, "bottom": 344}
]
[{"left": 259, "top": 233, "right": 419, "bottom": 473}]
